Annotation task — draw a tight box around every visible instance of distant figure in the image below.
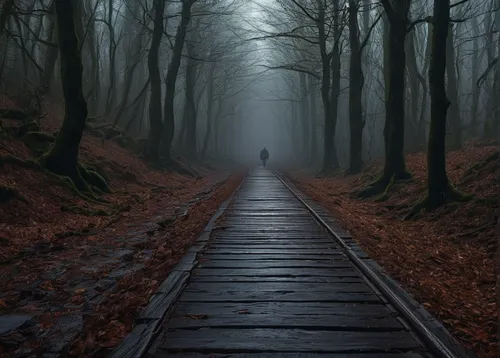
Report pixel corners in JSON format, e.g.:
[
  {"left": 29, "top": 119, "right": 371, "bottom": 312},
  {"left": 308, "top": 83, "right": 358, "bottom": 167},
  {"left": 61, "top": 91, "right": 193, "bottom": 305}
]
[{"left": 260, "top": 147, "right": 269, "bottom": 167}]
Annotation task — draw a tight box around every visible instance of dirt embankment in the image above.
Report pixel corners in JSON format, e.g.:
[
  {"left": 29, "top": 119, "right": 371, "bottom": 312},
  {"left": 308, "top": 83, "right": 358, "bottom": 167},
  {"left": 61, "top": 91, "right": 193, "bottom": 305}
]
[
  {"left": 0, "top": 96, "right": 245, "bottom": 357},
  {"left": 290, "top": 142, "right": 498, "bottom": 358}
]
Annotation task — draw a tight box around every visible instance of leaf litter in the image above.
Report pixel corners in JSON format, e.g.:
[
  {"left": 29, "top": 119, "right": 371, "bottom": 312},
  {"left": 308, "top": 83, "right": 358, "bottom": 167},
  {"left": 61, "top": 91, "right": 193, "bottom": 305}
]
[
  {"left": 0, "top": 103, "right": 245, "bottom": 357},
  {"left": 290, "top": 140, "right": 498, "bottom": 358}
]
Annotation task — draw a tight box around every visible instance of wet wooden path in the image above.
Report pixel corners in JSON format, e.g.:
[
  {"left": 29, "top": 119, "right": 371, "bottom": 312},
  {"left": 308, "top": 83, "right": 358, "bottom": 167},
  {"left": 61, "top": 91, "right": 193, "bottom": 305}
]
[{"left": 149, "top": 168, "right": 435, "bottom": 357}]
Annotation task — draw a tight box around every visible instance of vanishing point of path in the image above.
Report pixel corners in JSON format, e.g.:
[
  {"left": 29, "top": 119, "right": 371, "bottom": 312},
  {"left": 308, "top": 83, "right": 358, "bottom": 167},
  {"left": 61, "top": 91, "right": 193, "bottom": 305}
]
[{"left": 113, "top": 168, "right": 473, "bottom": 358}]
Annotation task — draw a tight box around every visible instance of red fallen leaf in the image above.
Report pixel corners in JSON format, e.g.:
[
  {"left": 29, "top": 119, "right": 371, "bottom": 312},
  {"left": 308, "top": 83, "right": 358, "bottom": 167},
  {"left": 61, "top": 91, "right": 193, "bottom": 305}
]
[{"left": 237, "top": 309, "right": 250, "bottom": 314}]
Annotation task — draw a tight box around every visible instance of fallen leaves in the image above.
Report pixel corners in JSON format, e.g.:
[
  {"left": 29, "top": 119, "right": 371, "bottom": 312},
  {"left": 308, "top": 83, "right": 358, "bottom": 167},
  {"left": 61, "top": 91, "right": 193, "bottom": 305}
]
[
  {"left": 290, "top": 140, "right": 498, "bottom": 358},
  {"left": 0, "top": 102, "right": 245, "bottom": 357}
]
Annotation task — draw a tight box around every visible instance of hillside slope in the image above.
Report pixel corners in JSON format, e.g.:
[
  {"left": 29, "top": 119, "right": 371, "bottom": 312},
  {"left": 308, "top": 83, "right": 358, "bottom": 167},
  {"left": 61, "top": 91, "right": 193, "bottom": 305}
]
[
  {"left": 0, "top": 96, "right": 244, "bottom": 356},
  {"left": 290, "top": 142, "right": 498, "bottom": 358}
]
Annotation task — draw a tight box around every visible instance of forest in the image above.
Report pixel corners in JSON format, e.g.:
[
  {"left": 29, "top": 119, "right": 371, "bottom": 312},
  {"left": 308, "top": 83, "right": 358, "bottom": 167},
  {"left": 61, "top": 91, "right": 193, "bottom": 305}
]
[{"left": 0, "top": 0, "right": 498, "bottom": 357}]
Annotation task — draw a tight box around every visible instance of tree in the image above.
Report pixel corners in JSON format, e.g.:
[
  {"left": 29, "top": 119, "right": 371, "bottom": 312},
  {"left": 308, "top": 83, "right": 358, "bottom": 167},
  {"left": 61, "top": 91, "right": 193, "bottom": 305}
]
[
  {"left": 359, "top": 0, "right": 412, "bottom": 197},
  {"left": 42, "top": 0, "right": 108, "bottom": 193},
  {"left": 406, "top": 0, "right": 467, "bottom": 218},
  {"left": 162, "top": 0, "right": 197, "bottom": 163},
  {"left": 145, "top": 0, "right": 166, "bottom": 162}
]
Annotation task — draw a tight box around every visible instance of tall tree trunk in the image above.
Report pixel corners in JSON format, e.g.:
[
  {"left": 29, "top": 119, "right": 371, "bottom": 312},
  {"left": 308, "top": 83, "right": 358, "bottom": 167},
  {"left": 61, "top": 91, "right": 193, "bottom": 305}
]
[
  {"left": 445, "top": 24, "right": 461, "bottom": 149},
  {"left": 405, "top": 28, "right": 423, "bottom": 152},
  {"left": 308, "top": 75, "right": 318, "bottom": 163},
  {"left": 162, "top": 0, "right": 195, "bottom": 163},
  {"left": 42, "top": 0, "right": 89, "bottom": 191},
  {"left": 469, "top": 15, "right": 479, "bottom": 137},
  {"left": 105, "top": 0, "right": 117, "bottom": 115},
  {"left": 40, "top": 3, "right": 58, "bottom": 92},
  {"left": 183, "top": 25, "right": 198, "bottom": 160},
  {"left": 146, "top": 0, "right": 165, "bottom": 161},
  {"left": 348, "top": 0, "right": 364, "bottom": 174},
  {"left": 299, "top": 72, "right": 310, "bottom": 164},
  {"left": 361, "top": 1, "right": 411, "bottom": 197},
  {"left": 201, "top": 62, "right": 216, "bottom": 160},
  {"left": 0, "top": 0, "right": 14, "bottom": 38},
  {"left": 425, "top": 0, "right": 458, "bottom": 209}
]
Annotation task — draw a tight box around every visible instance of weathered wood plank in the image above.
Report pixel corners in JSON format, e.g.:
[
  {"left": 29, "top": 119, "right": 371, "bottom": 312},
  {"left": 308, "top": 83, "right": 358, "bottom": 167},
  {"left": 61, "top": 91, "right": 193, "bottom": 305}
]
[
  {"left": 179, "top": 291, "right": 380, "bottom": 303},
  {"left": 189, "top": 276, "right": 364, "bottom": 283},
  {"left": 185, "top": 282, "right": 371, "bottom": 293},
  {"left": 172, "top": 301, "right": 394, "bottom": 317},
  {"left": 192, "top": 268, "right": 360, "bottom": 277},
  {"left": 203, "top": 254, "right": 345, "bottom": 261},
  {"left": 197, "top": 260, "right": 351, "bottom": 269},
  {"left": 158, "top": 353, "right": 426, "bottom": 358},
  {"left": 160, "top": 329, "right": 421, "bottom": 352},
  {"left": 167, "top": 314, "right": 404, "bottom": 330},
  {"left": 203, "top": 249, "right": 343, "bottom": 255}
]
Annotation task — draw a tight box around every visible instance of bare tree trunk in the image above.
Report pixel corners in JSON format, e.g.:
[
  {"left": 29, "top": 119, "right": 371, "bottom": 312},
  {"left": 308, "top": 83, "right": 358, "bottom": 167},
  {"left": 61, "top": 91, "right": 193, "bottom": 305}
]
[
  {"left": 299, "top": 72, "right": 310, "bottom": 164},
  {"left": 105, "top": 0, "right": 117, "bottom": 115},
  {"left": 0, "top": 0, "right": 14, "bottom": 38},
  {"left": 146, "top": 0, "right": 166, "bottom": 161},
  {"left": 42, "top": 0, "right": 89, "bottom": 191},
  {"left": 445, "top": 24, "right": 461, "bottom": 149},
  {"left": 201, "top": 62, "right": 216, "bottom": 160},
  {"left": 348, "top": 0, "right": 364, "bottom": 174},
  {"left": 405, "top": 28, "right": 424, "bottom": 152},
  {"left": 308, "top": 74, "right": 318, "bottom": 163},
  {"left": 40, "top": 2, "right": 58, "bottom": 92},
  {"left": 425, "top": 0, "right": 458, "bottom": 208},
  {"left": 183, "top": 25, "right": 198, "bottom": 160},
  {"left": 162, "top": 0, "right": 195, "bottom": 163},
  {"left": 360, "top": 0, "right": 411, "bottom": 197},
  {"left": 470, "top": 15, "right": 479, "bottom": 137}
]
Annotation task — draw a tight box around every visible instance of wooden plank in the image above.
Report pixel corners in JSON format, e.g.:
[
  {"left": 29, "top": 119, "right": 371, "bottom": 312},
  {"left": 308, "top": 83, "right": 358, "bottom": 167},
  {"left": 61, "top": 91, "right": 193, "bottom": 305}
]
[
  {"left": 179, "top": 291, "right": 380, "bottom": 303},
  {"left": 203, "top": 249, "right": 343, "bottom": 255},
  {"left": 185, "top": 282, "right": 372, "bottom": 293},
  {"left": 193, "top": 268, "right": 360, "bottom": 277},
  {"left": 203, "top": 254, "right": 345, "bottom": 261},
  {"left": 160, "top": 329, "right": 421, "bottom": 352},
  {"left": 109, "top": 322, "right": 156, "bottom": 358},
  {"left": 197, "top": 260, "right": 351, "bottom": 269},
  {"left": 189, "top": 276, "right": 364, "bottom": 283},
  {"left": 167, "top": 314, "right": 404, "bottom": 330},
  {"left": 141, "top": 272, "right": 190, "bottom": 319},
  {"left": 172, "top": 301, "right": 394, "bottom": 317},
  {"left": 209, "top": 244, "right": 338, "bottom": 249},
  {"left": 158, "top": 353, "right": 426, "bottom": 358}
]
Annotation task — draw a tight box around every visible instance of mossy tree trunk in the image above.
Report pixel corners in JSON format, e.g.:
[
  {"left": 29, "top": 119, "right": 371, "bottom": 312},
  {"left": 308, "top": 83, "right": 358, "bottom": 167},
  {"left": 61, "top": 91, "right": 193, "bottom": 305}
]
[
  {"left": 146, "top": 0, "right": 166, "bottom": 162},
  {"left": 162, "top": 0, "right": 195, "bottom": 163},
  {"left": 42, "top": 0, "right": 89, "bottom": 190}
]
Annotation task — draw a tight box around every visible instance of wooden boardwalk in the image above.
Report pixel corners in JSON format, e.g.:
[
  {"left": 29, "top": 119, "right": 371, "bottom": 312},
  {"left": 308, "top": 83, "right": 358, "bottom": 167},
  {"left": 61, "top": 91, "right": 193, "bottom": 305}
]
[{"left": 149, "top": 169, "right": 434, "bottom": 357}]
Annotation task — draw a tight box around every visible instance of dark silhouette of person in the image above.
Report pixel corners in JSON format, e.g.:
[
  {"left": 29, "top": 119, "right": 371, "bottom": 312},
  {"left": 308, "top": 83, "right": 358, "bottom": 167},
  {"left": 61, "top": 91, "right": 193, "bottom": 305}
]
[{"left": 260, "top": 147, "right": 269, "bottom": 167}]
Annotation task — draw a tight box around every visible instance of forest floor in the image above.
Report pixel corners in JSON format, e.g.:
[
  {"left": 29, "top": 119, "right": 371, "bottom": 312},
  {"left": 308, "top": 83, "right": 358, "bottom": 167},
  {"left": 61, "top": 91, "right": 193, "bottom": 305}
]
[
  {"left": 0, "top": 96, "right": 244, "bottom": 357},
  {"left": 289, "top": 141, "right": 499, "bottom": 358}
]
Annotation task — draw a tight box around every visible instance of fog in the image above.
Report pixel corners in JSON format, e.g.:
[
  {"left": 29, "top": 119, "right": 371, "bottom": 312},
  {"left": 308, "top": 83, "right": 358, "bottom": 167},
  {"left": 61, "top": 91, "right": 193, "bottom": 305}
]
[{"left": 0, "top": 0, "right": 498, "bottom": 172}]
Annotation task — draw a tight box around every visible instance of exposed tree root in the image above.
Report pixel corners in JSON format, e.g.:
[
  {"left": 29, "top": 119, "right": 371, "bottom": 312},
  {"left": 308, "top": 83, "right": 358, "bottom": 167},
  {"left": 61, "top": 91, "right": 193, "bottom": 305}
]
[
  {"left": 404, "top": 187, "right": 472, "bottom": 220},
  {"left": 60, "top": 203, "right": 128, "bottom": 216},
  {"left": 358, "top": 170, "right": 412, "bottom": 198},
  {"left": 0, "top": 154, "right": 110, "bottom": 204},
  {"left": 374, "top": 175, "right": 396, "bottom": 202},
  {"left": 163, "top": 158, "right": 199, "bottom": 178}
]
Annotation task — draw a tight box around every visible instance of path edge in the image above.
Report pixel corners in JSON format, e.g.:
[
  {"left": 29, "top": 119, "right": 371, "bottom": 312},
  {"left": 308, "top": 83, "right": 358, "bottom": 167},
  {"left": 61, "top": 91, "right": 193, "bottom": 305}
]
[
  {"left": 109, "top": 172, "right": 247, "bottom": 358},
  {"left": 276, "top": 171, "right": 477, "bottom": 358}
]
